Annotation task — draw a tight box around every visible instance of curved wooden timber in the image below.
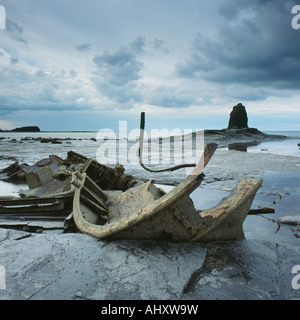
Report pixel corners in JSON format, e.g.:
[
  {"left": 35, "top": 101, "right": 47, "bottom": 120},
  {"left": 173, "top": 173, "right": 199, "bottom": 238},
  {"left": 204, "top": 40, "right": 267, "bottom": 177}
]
[{"left": 72, "top": 143, "right": 262, "bottom": 242}]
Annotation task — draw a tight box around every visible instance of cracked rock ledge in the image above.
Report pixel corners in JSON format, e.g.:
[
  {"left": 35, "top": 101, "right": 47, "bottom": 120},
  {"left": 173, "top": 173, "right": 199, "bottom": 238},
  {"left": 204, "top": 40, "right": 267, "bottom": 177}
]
[{"left": 0, "top": 228, "right": 299, "bottom": 300}]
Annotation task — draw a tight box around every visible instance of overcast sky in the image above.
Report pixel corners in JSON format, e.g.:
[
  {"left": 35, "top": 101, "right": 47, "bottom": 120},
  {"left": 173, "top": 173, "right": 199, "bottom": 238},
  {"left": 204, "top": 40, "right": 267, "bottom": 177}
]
[{"left": 0, "top": 0, "right": 300, "bottom": 131}]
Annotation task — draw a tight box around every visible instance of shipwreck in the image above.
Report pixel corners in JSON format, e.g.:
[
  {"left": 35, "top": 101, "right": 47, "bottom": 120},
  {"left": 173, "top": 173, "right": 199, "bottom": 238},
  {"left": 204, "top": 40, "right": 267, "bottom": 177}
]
[
  {"left": 0, "top": 113, "right": 270, "bottom": 242},
  {"left": 0, "top": 147, "right": 265, "bottom": 242}
]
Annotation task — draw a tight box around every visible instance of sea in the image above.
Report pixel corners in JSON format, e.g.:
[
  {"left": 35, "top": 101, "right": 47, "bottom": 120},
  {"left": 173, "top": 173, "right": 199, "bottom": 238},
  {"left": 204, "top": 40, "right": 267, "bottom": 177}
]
[
  {"left": 247, "top": 131, "right": 300, "bottom": 157},
  {"left": 0, "top": 130, "right": 299, "bottom": 164},
  {"left": 0, "top": 130, "right": 299, "bottom": 242}
]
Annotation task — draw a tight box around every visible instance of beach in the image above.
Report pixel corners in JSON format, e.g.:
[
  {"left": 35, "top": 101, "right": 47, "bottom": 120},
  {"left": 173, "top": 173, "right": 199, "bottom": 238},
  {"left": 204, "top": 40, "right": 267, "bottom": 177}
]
[
  {"left": 1, "top": 129, "right": 299, "bottom": 242},
  {"left": 0, "top": 130, "right": 300, "bottom": 300}
]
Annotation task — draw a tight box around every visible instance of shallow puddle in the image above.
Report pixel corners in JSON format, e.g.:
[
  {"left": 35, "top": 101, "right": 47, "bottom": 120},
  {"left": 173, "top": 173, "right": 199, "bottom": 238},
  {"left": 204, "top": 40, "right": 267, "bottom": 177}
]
[
  {"left": 0, "top": 180, "right": 27, "bottom": 197},
  {"left": 0, "top": 170, "right": 299, "bottom": 242},
  {"left": 160, "top": 171, "right": 300, "bottom": 242}
]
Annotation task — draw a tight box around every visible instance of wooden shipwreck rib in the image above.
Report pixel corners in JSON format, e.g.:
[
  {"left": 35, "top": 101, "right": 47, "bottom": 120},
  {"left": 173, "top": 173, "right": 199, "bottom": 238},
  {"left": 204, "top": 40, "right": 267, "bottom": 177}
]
[
  {"left": 72, "top": 143, "right": 263, "bottom": 242},
  {"left": 0, "top": 150, "right": 143, "bottom": 232},
  {"left": 0, "top": 142, "right": 264, "bottom": 239}
]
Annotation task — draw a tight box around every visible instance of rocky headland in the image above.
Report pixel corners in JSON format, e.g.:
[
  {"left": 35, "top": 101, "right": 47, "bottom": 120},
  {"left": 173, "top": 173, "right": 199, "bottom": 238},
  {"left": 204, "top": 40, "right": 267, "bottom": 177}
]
[
  {"left": 0, "top": 126, "right": 40, "bottom": 133},
  {"left": 204, "top": 127, "right": 287, "bottom": 151},
  {"left": 203, "top": 103, "right": 287, "bottom": 151}
]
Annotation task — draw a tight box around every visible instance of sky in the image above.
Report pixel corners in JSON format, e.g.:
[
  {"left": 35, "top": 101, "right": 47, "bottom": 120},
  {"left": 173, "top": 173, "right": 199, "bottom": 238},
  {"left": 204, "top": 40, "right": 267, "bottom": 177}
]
[{"left": 0, "top": 0, "right": 300, "bottom": 131}]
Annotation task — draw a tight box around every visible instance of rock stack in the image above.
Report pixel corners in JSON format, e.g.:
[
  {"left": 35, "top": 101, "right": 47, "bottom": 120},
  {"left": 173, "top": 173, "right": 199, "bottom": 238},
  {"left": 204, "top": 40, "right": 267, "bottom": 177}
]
[{"left": 227, "top": 103, "right": 248, "bottom": 129}]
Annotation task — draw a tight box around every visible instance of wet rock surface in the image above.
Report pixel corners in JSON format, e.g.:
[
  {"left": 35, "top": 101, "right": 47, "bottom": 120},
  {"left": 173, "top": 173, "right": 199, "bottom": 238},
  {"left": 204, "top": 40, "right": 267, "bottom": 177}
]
[
  {"left": 0, "top": 228, "right": 299, "bottom": 300},
  {"left": 184, "top": 240, "right": 300, "bottom": 300},
  {"left": 0, "top": 129, "right": 299, "bottom": 300},
  {"left": 204, "top": 127, "right": 287, "bottom": 150},
  {"left": 0, "top": 229, "right": 207, "bottom": 300}
]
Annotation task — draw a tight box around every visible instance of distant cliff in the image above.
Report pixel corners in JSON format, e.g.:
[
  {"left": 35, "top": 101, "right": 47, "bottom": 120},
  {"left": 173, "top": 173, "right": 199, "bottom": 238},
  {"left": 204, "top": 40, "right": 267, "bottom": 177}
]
[{"left": 0, "top": 126, "right": 41, "bottom": 132}]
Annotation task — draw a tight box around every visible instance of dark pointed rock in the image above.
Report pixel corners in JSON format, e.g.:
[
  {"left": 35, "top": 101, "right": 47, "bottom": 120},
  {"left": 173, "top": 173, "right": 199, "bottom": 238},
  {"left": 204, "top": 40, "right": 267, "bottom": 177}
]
[{"left": 228, "top": 103, "right": 248, "bottom": 129}]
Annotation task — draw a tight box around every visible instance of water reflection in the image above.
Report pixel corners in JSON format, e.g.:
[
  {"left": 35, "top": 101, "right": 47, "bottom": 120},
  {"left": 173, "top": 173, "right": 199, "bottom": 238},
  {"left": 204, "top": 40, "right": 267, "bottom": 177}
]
[
  {"left": 244, "top": 171, "right": 300, "bottom": 242},
  {"left": 248, "top": 139, "right": 300, "bottom": 157},
  {"left": 228, "top": 143, "right": 248, "bottom": 152},
  {"left": 0, "top": 180, "right": 28, "bottom": 197},
  {"left": 160, "top": 171, "right": 300, "bottom": 242},
  {"left": 228, "top": 141, "right": 260, "bottom": 152}
]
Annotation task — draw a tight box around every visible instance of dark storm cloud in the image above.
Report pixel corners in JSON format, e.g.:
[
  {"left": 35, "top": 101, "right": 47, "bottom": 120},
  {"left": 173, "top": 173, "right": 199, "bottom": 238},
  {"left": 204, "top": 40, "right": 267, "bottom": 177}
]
[
  {"left": 10, "top": 57, "right": 19, "bottom": 65},
  {"left": 35, "top": 70, "right": 46, "bottom": 77},
  {"left": 93, "top": 36, "right": 145, "bottom": 87},
  {"left": 176, "top": 0, "right": 300, "bottom": 89},
  {"left": 129, "top": 35, "right": 146, "bottom": 55},
  {"left": 93, "top": 49, "right": 143, "bottom": 86},
  {"left": 76, "top": 43, "right": 92, "bottom": 52},
  {"left": 90, "top": 36, "right": 147, "bottom": 106},
  {"left": 69, "top": 70, "right": 77, "bottom": 77},
  {"left": 6, "top": 19, "right": 28, "bottom": 45},
  {"left": 152, "top": 38, "right": 170, "bottom": 53}
]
